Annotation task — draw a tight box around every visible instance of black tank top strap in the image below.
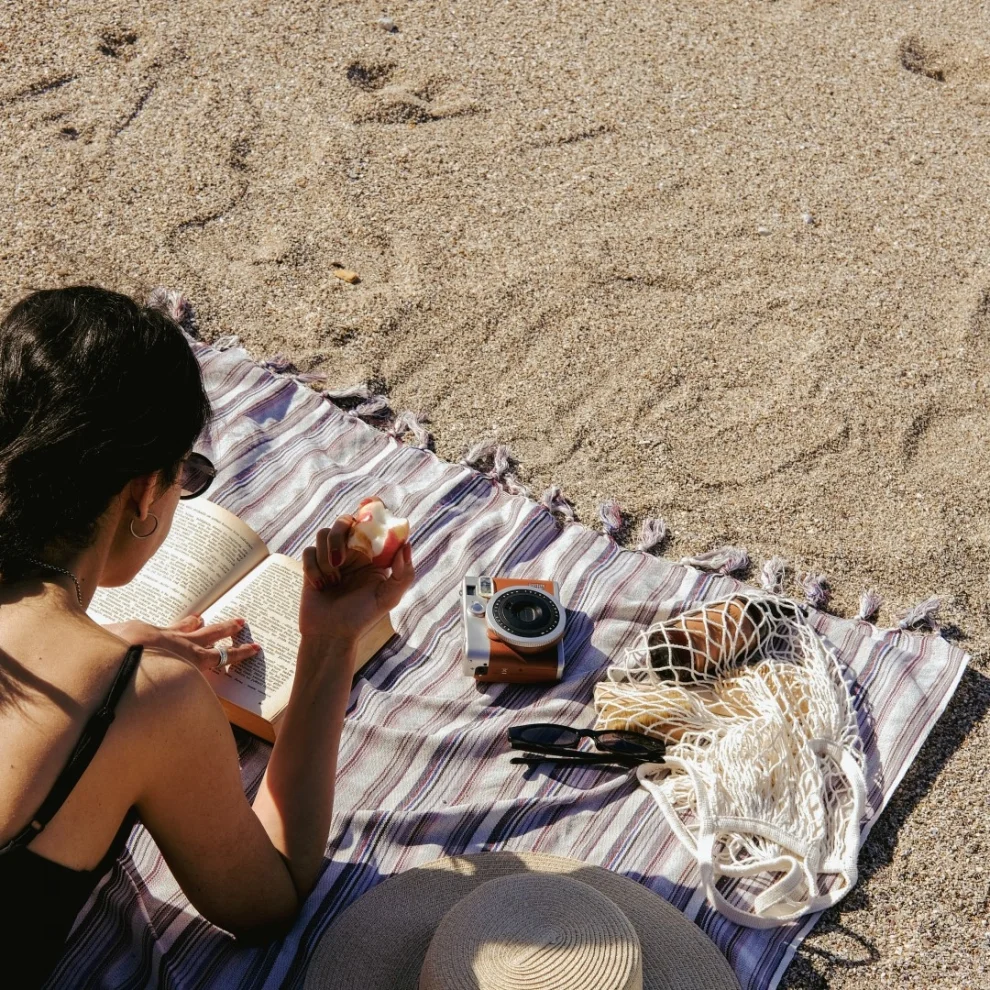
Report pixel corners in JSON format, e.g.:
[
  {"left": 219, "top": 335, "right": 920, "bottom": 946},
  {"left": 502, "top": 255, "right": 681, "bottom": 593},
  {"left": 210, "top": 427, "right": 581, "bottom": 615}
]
[{"left": 0, "top": 645, "right": 144, "bottom": 857}]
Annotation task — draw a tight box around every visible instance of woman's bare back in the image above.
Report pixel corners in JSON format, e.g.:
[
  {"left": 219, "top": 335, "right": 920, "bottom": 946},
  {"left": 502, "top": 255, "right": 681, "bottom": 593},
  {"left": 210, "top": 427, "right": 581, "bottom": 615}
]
[{"left": 0, "top": 608, "right": 152, "bottom": 870}]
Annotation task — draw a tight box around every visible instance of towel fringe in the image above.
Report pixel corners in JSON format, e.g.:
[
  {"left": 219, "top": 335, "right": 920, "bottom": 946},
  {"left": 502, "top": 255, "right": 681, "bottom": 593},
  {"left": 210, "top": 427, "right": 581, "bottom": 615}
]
[
  {"left": 491, "top": 445, "right": 513, "bottom": 481},
  {"left": 598, "top": 500, "right": 624, "bottom": 540},
  {"left": 262, "top": 353, "right": 293, "bottom": 374},
  {"left": 760, "top": 556, "right": 787, "bottom": 595},
  {"left": 147, "top": 286, "right": 200, "bottom": 337},
  {"left": 461, "top": 441, "right": 528, "bottom": 495},
  {"left": 799, "top": 571, "right": 831, "bottom": 611},
  {"left": 500, "top": 476, "right": 531, "bottom": 497},
  {"left": 680, "top": 545, "right": 749, "bottom": 576},
  {"left": 461, "top": 441, "right": 497, "bottom": 469},
  {"left": 323, "top": 383, "right": 392, "bottom": 419},
  {"left": 490, "top": 445, "right": 529, "bottom": 496},
  {"left": 539, "top": 486, "right": 576, "bottom": 523},
  {"left": 212, "top": 334, "right": 241, "bottom": 351},
  {"left": 897, "top": 596, "right": 942, "bottom": 632},
  {"left": 387, "top": 410, "right": 434, "bottom": 449},
  {"left": 857, "top": 589, "right": 884, "bottom": 622},
  {"left": 636, "top": 517, "right": 668, "bottom": 552},
  {"left": 350, "top": 395, "right": 391, "bottom": 420}
]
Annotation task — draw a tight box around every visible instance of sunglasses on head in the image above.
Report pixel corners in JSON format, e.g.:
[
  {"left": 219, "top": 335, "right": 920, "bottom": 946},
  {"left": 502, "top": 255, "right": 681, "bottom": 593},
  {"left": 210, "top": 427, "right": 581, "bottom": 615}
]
[
  {"left": 178, "top": 452, "right": 216, "bottom": 500},
  {"left": 507, "top": 723, "right": 666, "bottom": 763}
]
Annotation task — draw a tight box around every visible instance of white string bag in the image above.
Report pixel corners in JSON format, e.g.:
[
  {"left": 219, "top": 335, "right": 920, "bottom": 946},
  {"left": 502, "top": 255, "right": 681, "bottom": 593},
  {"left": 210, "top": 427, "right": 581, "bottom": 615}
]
[{"left": 594, "top": 593, "right": 867, "bottom": 928}]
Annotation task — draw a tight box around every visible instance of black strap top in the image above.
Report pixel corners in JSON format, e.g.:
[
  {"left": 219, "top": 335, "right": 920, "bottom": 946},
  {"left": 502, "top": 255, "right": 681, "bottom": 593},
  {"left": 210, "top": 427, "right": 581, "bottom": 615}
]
[{"left": 0, "top": 645, "right": 143, "bottom": 989}]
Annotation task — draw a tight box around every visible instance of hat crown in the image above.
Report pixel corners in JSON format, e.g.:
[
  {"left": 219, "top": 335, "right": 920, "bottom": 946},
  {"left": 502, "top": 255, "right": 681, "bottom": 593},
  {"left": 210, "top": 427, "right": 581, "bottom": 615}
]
[{"left": 419, "top": 873, "right": 643, "bottom": 990}]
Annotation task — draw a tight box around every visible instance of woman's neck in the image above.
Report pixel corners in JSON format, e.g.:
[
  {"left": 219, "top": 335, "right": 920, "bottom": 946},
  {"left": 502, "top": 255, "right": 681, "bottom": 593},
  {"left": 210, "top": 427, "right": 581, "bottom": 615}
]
[{"left": 1, "top": 509, "right": 120, "bottom": 614}]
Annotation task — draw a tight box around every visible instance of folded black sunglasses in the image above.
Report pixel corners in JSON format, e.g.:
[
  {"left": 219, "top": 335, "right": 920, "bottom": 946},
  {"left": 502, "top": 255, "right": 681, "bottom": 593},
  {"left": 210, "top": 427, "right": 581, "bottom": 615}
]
[{"left": 507, "top": 723, "right": 666, "bottom": 762}]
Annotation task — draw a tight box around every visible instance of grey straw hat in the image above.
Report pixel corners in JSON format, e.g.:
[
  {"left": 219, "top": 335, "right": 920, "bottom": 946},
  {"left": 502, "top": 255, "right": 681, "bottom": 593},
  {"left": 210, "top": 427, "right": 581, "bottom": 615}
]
[{"left": 304, "top": 852, "right": 740, "bottom": 990}]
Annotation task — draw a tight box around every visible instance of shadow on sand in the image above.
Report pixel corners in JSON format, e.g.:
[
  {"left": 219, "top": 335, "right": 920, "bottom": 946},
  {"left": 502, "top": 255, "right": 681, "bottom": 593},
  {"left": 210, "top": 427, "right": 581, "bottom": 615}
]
[{"left": 779, "top": 664, "right": 990, "bottom": 988}]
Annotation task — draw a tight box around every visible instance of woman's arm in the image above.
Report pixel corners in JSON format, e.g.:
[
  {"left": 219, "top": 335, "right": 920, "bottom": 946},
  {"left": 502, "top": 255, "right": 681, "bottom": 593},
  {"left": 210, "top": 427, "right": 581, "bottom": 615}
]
[
  {"left": 133, "top": 519, "right": 413, "bottom": 940},
  {"left": 249, "top": 633, "right": 356, "bottom": 896}
]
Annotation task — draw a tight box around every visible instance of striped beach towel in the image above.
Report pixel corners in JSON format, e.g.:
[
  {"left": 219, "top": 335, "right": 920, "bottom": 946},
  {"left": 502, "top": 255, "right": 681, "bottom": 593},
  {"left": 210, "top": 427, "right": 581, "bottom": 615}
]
[{"left": 49, "top": 340, "right": 968, "bottom": 990}]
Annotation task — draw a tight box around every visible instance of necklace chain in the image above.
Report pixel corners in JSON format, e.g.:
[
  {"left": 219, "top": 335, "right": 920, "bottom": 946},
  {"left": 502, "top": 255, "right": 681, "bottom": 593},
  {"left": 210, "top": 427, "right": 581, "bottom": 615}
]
[{"left": 21, "top": 556, "right": 84, "bottom": 608}]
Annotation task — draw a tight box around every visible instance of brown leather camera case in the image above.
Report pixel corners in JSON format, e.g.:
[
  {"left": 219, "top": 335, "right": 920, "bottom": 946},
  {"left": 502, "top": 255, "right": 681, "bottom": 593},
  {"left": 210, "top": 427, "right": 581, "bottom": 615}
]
[{"left": 474, "top": 577, "right": 563, "bottom": 683}]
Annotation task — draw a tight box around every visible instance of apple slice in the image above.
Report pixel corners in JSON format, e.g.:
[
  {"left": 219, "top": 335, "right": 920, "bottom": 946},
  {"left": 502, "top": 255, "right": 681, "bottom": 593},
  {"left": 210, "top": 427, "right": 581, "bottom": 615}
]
[{"left": 347, "top": 497, "right": 410, "bottom": 568}]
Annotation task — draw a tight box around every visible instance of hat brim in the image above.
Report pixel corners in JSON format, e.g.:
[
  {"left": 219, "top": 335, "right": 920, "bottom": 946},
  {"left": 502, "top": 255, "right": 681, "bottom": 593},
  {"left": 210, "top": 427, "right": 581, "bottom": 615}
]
[{"left": 304, "top": 852, "right": 740, "bottom": 990}]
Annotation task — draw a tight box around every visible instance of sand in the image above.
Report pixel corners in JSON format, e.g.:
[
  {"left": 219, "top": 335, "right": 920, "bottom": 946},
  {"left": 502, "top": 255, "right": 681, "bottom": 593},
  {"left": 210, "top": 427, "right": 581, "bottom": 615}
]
[{"left": 2, "top": 0, "right": 989, "bottom": 985}]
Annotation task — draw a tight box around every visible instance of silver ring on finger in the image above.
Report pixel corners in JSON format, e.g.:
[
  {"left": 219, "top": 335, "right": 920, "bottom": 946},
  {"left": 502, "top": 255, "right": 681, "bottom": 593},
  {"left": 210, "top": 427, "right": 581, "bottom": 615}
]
[{"left": 212, "top": 644, "right": 229, "bottom": 671}]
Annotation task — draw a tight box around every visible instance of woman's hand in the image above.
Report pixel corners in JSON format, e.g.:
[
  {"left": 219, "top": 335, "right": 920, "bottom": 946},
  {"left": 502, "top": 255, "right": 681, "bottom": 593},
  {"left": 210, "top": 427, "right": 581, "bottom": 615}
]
[
  {"left": 104, "top": 614, "right": 261, "bottom": 672},
  {"left": 299, "top": 514, "right": 414, "bottom": 649}
]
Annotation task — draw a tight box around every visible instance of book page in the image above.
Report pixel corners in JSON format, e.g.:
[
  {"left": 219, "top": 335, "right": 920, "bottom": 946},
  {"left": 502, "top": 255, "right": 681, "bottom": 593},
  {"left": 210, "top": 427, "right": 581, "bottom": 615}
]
[
  {"left": 87, "top": 499, "right": 269, "bottom": 628},
  {"left": 201, "top": 554, "right": 304, "bottom": 719}
]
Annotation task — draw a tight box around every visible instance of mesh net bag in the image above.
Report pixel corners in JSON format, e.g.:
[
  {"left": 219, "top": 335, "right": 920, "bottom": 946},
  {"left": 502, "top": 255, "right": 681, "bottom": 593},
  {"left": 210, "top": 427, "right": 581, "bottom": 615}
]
[{"left": 594, "top": 592, "right": 867, "bottom": 928}]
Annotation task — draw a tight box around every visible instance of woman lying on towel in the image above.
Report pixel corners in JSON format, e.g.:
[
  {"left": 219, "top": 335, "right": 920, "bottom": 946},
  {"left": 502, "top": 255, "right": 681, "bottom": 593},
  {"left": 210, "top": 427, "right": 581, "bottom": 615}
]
[{"left": 0, "top": 286, "right": 415, "bottom": 988}]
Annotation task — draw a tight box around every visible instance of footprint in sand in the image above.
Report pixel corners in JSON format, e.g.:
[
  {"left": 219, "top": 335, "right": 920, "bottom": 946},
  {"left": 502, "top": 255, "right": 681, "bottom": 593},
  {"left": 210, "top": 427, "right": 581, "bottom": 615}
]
[
  {"left": 97, "top": 29, "right": 139, "bottom": 60},
  {"left": 346, "top": 61, "right": 479, "bottom": 125},
  {"left": 898, "top": 36, "right": 945, "bottom": 82},
  {"left": 969, "top": 289, "right": 990, "bottom": 335},
  {"left": 345, "top": 60, "right": 396, "bottom": 92},
  {"left": 901, "top": 402, "right": 937, "bottom": 462},
  {"left": 3, "top": 26, "right": 159, "bottom": 144},
  {"left": 906, "top": 409, "right": 990, "bottom": 480}
]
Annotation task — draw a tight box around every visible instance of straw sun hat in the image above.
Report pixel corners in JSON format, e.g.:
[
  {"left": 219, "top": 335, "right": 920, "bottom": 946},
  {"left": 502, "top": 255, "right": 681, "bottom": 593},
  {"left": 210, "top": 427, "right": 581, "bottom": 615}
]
[{"left": 304, "top": 852, "right": 740, "bottom": 990}]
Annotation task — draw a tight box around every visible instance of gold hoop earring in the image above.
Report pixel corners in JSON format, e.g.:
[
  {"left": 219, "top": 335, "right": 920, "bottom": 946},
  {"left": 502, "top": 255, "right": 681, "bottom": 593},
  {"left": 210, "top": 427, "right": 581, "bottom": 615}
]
[{"left": 130, "top": 512, "right": 160, "bottom": 540}]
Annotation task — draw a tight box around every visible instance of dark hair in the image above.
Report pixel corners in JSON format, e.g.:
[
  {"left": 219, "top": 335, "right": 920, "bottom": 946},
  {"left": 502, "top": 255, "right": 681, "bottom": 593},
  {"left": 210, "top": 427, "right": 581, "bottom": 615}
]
[{"left": 0, "top": 286, "right": 212, "bottom": 572}]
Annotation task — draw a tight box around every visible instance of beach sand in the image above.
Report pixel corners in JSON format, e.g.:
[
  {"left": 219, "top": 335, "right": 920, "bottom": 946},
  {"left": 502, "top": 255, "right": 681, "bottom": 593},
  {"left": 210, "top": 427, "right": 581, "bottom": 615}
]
[{"left": 2, "top": 0, "right": 988, "bottom": 984}]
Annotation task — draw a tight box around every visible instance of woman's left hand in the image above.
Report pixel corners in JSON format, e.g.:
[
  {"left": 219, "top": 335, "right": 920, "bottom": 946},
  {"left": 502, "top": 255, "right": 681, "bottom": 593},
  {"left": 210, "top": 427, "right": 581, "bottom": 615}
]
[{"left": 103, "top": 614, "right": 261, "bottom": 672}]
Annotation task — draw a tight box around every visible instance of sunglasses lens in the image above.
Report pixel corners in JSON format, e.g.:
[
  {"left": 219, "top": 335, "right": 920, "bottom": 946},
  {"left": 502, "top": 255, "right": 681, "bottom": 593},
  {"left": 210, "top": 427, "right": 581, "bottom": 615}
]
[
  {"left": 597, "top": 731, "right": 663, "bottom": 756},
  {"left": 519, "top": 726, "right": 581, "bottom": 748},
  {"left": 180, "top": 453, "right": 216, "bottom": 498}
]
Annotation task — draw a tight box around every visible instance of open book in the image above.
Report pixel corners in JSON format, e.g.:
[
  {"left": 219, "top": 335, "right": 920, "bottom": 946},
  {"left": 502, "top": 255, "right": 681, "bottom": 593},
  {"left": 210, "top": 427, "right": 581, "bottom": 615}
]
[{"left": 87, "top": 499, "right": 395, "bottom": 742}]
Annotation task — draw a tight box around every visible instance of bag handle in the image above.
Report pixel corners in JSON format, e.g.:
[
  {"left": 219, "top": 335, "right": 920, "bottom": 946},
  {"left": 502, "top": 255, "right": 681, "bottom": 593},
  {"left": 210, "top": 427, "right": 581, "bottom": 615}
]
[{"left": 637, "top": 741, "right": 867, "bottom": 928}]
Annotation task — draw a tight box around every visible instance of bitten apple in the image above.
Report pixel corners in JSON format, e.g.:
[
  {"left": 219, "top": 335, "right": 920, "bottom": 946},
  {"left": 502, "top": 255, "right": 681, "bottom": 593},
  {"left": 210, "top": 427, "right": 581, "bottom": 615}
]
[{"left": 346, "top": 497, "right": 410, "bottom": 568}]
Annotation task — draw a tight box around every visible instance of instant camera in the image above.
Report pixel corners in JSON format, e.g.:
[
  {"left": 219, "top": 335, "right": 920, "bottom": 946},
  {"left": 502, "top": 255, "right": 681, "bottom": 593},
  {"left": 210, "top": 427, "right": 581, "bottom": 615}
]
[{"left": 461, "top": 575, "right": 566, "bottom": 684}]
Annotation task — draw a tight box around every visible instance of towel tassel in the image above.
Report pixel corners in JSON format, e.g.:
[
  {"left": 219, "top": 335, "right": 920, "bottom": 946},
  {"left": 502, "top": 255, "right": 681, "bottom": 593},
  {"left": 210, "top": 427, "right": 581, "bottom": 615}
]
[
  {"left": 147, "top": 286, "right": 200, "bottom": 337},
  {"left": 598, "top": 500, "right": 624, "bottom": 541},
  {"left": 388, "top": 411, "right": 434, "bottom": 449},
  {"left": 799, "top": 571, "right": 831, "bottom": 611},
  {"left": 461, "top": 441, "right": 497, "bottom": 469},
  {"left": 857, "top": 589, "right": 884, "bottom": 622},
  {"left": 680, "top": 546, "right": 750, "bottom": 576},
  {"left": 350, "top": 395, "right": 391, "bottom": 420},
  {"left": 323, "top": 383, "right": 392, "bottom": 419},
  {"left": 760, "top": 556, "right": 787, "bottom": 595},
  {"left": 897, "top": 596, "right": 942, "bottom": 632},
  {"left": 261, "top": 353, "right": 293, "bottom": 374},
  {"left": 636, "top": 517, "right": 668, "bottom": 553},
  {"left": 461, "top": 442, "right": 528, "bottom": 496},
  {"left": 326, "top": 383, "right": 374, "bottom": 402},
  {"left": 539, "top": 486, "right": 576, "bottom": 523},
  {"left": 490, "top": 445, "right": 529, "bottom": 496}
]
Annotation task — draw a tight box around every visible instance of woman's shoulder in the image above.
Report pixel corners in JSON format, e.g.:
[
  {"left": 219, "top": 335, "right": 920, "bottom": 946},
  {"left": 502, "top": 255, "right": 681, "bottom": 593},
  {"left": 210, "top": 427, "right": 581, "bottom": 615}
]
[
  {"left": 121, "top": 646, "right": 226, "bottom": 736},
  {"left": 106, "top": 647, "right": 231, "bottom": 792}
]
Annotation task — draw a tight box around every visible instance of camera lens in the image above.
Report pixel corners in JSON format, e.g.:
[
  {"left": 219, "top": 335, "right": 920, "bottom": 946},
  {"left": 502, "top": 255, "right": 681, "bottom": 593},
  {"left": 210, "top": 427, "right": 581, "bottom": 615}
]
[{"left": 491, "top": 588, "right": 560, "bottom": 639}]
